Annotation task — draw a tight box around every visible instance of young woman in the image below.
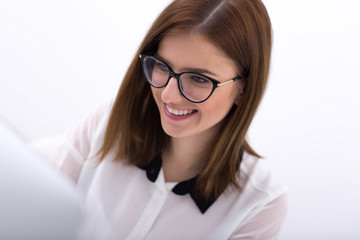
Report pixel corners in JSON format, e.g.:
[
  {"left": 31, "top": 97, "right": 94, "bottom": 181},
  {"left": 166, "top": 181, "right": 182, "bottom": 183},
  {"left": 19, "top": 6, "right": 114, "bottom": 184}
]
[{"left": 52, "top": 0, "right": 287, "bottom": 239}]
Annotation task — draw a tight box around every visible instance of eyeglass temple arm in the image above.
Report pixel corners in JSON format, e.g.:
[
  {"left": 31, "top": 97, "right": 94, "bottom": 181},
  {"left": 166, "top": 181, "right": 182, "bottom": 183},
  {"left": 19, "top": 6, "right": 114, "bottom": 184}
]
[{"left": 217, "top": 76, "right": 241, "bottom": 87}]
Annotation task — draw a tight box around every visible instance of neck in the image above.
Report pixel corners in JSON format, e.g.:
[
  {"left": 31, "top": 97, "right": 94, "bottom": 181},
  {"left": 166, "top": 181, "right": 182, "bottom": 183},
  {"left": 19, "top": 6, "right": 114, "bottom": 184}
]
[{"left": 162, "top": 130, "right": 218, "bottom": 182}]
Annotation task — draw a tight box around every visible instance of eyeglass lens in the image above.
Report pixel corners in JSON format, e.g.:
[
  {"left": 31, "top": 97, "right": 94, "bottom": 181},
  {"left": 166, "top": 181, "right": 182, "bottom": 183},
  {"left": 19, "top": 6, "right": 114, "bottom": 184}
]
[{"left": 142, "top": 56, "right": 214, "bottom": 102}]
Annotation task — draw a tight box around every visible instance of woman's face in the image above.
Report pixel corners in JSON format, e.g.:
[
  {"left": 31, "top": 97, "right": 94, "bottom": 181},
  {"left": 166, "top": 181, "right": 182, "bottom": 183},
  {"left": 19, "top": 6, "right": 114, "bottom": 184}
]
[{"left": 151, "top": 32, "right": 242, "bottom": 141}]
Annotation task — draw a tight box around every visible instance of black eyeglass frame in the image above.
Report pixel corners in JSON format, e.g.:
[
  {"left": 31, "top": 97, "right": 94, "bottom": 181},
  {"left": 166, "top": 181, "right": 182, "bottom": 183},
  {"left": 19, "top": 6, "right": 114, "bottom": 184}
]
[{"left": 140, "top": 54, "right": 241, "bottom": 103}]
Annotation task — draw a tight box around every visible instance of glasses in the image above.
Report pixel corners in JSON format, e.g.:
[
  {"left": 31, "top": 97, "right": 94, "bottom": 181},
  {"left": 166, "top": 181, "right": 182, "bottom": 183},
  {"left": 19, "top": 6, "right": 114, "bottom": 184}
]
[{"left": 139, "top": 54, "right": 241, "bottom": 103}]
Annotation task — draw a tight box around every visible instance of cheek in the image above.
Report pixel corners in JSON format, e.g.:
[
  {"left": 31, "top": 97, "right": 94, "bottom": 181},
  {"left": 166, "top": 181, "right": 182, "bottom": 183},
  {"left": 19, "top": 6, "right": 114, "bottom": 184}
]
[
  {"left": 200, "top": 96, "right": 233, "bottom": 119},
  {"left": 150, "top": 88, "right": 162, "bottom": 113},
  {"left": 214, "top": 87, "right": 239, "bottom": 107},
  {"left": 151, "top": 88, "right": 161, "bottom": 104},
  {"left": 200, "top": 88, "right": 238, "bottom": 118}
]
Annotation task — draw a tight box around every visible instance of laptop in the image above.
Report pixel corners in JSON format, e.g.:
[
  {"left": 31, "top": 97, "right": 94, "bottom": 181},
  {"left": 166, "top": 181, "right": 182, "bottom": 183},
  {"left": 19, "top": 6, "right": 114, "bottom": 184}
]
[{"left": 0, "top": 118, "right": 83, "bottom": 240}]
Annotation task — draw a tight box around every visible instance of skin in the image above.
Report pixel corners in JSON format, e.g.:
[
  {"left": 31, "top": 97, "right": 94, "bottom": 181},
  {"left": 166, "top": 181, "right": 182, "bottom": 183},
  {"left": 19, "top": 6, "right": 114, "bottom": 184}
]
[{"left": 151, "top": 31, "right": 243, "bottom": 182}]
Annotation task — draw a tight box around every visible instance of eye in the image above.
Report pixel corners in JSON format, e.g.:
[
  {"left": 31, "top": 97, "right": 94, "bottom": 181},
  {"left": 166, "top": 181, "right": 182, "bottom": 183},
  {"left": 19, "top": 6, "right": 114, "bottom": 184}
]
[
  {"left": 189, "top": 74, "right": 211, "bottom": 84},
  {"left": 154, "top": 61, "right": 169, "bottom": 72}
]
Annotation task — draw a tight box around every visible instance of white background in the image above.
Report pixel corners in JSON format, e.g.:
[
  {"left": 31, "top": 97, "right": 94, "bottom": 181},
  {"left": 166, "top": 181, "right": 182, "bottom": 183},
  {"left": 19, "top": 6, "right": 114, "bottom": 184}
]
[{"left": 1, "top": 0, "right": 359, "bottom": 239}]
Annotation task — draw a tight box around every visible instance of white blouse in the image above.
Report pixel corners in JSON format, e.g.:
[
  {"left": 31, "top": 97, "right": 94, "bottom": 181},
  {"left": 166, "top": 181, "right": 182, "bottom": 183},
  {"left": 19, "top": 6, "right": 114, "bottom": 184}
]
[{"left": 51, "top": 101, "right": 287, "bottom": 240}]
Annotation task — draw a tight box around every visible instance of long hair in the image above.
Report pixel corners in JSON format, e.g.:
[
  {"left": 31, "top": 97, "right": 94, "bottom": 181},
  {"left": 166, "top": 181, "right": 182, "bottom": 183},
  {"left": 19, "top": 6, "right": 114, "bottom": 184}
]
[{"left": 99, "top": 0, "right": 272, "bottom": 203}]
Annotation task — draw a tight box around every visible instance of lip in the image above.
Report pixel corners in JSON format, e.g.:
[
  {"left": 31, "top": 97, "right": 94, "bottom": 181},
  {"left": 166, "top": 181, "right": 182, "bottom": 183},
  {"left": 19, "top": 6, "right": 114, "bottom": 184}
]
[{"left": 163, "top": 103, "right": 197, "bottom": 121}]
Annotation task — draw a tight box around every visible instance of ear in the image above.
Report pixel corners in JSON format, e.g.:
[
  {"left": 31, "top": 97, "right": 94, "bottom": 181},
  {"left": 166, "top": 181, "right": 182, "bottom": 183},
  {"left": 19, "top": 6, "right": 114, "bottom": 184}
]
[{"left": 234, "top": 81, "right": 245, "bottom": 106}]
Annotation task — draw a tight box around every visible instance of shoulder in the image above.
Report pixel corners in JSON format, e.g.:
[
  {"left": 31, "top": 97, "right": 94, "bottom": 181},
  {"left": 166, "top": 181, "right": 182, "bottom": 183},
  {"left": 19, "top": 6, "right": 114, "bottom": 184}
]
[
  {"left": 64, "top": 98, "right": 115, "bottom": 159},
  {"left": 82, "top": 98, "right": 115, "bottom": 151},
  {"left": 84, "top": 98, "right": 114, "bottom": 130},
  {"left": 224, "top": 153, "right": 288, "bottom": 239},
  {"left": 237, "top": 152, "right": 287, "bottom": 203},
  {"left": 72, "top": 98, "right": 114, "bottom": 141}
]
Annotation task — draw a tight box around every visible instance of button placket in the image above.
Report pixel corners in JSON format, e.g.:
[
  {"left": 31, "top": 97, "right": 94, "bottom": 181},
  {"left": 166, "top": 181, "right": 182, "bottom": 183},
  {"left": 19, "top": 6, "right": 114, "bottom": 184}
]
[{"left": 126, "top": 169, "right": 168, "bottom": 240}]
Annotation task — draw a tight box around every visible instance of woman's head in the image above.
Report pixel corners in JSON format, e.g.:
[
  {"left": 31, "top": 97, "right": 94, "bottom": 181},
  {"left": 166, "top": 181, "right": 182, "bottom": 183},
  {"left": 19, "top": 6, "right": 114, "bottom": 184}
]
[
  {"left": 101, "top": 0, "right": 272, "bottom": 200},
  {"left": 139, "top": 0, "right": 271, "bottom": 141}
]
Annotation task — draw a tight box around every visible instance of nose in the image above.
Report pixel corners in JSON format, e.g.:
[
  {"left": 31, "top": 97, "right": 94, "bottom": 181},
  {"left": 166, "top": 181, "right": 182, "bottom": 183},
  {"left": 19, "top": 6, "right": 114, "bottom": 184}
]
[{"left": 161, "top": 77, "right": 183, "bottom": 103}]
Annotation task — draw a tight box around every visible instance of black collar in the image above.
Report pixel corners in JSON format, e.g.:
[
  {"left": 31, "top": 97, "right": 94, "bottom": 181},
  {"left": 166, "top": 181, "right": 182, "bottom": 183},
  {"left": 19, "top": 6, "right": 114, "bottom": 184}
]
[{"left": 139, "top": 155, "right": 216, "bottom": 214}]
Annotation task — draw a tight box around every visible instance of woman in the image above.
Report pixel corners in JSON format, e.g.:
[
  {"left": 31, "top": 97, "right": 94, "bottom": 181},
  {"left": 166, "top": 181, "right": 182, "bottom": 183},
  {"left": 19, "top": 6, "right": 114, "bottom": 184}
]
[{"left": 52, "top": 0, "right": 287, "bottom": 239}]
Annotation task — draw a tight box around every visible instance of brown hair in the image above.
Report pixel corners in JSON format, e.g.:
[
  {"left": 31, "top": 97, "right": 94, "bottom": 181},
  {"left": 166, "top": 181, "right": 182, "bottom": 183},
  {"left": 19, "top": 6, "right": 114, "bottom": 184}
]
[{"left": 100, "top": 0, "right": 272, "bottom": 203}]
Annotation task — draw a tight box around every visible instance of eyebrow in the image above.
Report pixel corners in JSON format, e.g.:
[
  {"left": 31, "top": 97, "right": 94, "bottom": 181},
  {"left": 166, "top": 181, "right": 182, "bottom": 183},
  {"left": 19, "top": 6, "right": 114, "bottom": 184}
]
[{"left": 155, "top": 53, "right": 219, "bottom": 77}]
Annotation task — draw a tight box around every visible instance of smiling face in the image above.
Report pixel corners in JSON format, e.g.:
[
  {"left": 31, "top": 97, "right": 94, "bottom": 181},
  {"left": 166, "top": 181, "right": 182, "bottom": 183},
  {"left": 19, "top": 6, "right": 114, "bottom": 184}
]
[{"left": 150, "top": 31, "right": 242, "bottom": 141}]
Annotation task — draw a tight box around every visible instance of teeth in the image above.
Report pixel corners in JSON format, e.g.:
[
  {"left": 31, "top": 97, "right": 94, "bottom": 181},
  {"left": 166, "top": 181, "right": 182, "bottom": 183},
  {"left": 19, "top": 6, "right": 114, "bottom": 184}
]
[{"left": 166, "top": 105, "right": 194, "bottom": 116}]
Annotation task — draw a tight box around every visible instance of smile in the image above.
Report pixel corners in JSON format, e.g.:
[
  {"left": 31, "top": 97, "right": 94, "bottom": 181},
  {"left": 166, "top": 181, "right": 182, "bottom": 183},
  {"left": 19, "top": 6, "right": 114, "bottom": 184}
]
[{"left": 165, "top": 105, "right": 195, "bottom": 116}]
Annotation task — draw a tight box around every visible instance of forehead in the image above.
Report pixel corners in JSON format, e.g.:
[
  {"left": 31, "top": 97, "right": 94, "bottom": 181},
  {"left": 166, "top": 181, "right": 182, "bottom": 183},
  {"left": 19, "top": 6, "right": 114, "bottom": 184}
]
[{"left": 156, "top": 32, "right": 237, "bottom": 77}]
